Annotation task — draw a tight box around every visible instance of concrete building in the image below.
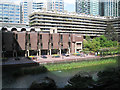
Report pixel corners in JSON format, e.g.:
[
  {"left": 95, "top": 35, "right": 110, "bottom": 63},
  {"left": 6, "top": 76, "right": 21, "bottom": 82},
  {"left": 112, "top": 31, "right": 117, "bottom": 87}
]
[
  {"left": 1, "top": 27, "right": 83, "bottom": 57},
  {"left": 0, "top": 2, "right": 20, "bottom": 23},
  {"left": 20, "top": 0, "right": 64, "bottom": 24},
  {"left": 0, "top": 22, "right": 28, "bottom": 28},
  {"left": 29, "top": 10, "right": 120, "bottom": 37}
]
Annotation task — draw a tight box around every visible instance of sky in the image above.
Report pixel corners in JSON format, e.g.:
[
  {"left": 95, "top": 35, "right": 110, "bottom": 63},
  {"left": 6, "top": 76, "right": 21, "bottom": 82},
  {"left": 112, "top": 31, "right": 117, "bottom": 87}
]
[
  {"left": 0, "top": 0, "right": 75, "bottom": 12},
  {"left": 64, "top": 0, "right": 75, "bottom": 12}
]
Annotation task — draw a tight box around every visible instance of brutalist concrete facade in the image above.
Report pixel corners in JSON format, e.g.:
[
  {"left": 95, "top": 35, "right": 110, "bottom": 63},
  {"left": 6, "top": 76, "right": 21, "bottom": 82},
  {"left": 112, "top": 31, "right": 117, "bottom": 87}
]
[{"left": 1, "top": 27, "right": 83, "bottom": 57}]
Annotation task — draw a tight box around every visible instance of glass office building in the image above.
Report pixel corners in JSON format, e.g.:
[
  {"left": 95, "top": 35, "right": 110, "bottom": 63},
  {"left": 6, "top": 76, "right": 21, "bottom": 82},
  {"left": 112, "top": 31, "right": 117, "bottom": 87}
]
[
  {"left": 0, "top": 2, "right": 20, "bottom": 23},
  {"left": 90, "top": 0, "right": 99, "bottom": 16},
  {"left": 20, "top": 0, "right": 64, "bottom": 24},
  {"left": 103, "top": 0, "right": 119, "bottom": 17},
  {"left": 76, "top": 0, "right": 90, "bottom": 15},
  {"left": 20, "top": 1, "right": 32, "bottom": 24},
  {"left": 76, "top": 0, "right": 120, "bottom": 17},
  {"left": 76, "top": 0, "right": 99, "bottom": 16},
  {"left": 50, "top": 0, "right": 64, "bottom": 12},
  {"left": 32, "top": 2, "right": 44, "bottom": 11}
]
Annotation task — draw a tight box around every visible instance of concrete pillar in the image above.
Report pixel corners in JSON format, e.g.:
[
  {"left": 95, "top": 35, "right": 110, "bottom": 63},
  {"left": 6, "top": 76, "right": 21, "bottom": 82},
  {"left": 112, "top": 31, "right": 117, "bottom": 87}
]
[
  {"left": 68, "top": 48, "right": 70, "bottom": 54},
  {"left": 39, "top": 49, "right": 41, "bottom": 56},
  {"left": 25, "top": 50, "right": 27, "bottom": 57},
  {"left": 81, "top": 42, "right": 82, "bottom": 50},
  {"left": 37, "top": 50, "right": 39, "bottom": 56},
  {"left": 75, "top": 43, "right": 77, "bottom": 53},
  {"left": 59, "top": 48, "right": 61, "bottom": 55},
  {"left": 27, "top": 50, "right": 30, "bottom": 56},
  {"left": 49, "top": 49, "right": 51, "bottom": 55}
]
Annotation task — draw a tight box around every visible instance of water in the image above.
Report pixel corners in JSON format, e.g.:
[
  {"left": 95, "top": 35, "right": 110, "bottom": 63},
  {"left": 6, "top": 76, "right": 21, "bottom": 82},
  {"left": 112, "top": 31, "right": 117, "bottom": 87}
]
[{"left": 2, "top": 57, "right": 120, "bottom": 88}]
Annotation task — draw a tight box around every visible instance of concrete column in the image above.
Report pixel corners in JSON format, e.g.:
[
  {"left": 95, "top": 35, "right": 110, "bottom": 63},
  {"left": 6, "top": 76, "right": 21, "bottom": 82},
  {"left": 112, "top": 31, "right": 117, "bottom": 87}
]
[
  {"left": 75, "top": 43, "right": 77, "bottom": 53},
  {"left": 81, "top": 42, "right": 82, "bottom": 51},
  {"left": 59, "top": 49, "right": 61, "bottom": 55},
  {"left": 25, "top": 51, "right": 27, "bottom": 57},
  {"left": 68, "top": 48, "right": 70, "bottom": 54},
  {"left": 37, "top": 50, "right": 39, "bottom": 56},
  {"left": 39, "top": 49, "right": 41, "bottom": 56},
  {"left": 49, "top": 49, "right": 51, "bottom": 55},
  {"left": 27, "top": 50, "right": 30, "bottom": 56}
]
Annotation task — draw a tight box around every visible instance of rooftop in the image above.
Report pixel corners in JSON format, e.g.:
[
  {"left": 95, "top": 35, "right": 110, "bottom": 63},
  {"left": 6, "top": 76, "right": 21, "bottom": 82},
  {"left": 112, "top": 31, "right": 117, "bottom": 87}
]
[{"left": 30, "top": 9, "right": 119, "bottom": 20}]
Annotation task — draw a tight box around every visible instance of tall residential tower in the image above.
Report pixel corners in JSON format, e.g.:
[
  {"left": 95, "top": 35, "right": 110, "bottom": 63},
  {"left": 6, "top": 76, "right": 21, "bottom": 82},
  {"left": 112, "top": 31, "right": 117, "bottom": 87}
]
[
  {"left": 103, "top": 0, "right": 119, "bottom": 17},
  {"left": 0, "top": 2, "right": 20, "bottom": 23},
  {"left": 76, "top": 0, "right": 120, "bottom": 17},
  {"left": 76, "top": 0, "right": 90, "bottom": 15}
]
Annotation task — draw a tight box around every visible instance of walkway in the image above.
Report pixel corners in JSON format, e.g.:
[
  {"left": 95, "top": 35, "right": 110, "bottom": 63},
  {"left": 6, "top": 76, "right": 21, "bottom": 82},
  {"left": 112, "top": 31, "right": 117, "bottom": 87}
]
[{"left": 1, "top": 55, "right": 100, "bottom": 66}]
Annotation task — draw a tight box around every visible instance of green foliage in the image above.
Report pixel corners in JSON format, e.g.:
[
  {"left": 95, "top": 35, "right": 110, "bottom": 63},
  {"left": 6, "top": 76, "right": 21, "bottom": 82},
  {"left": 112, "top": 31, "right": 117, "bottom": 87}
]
[
  {"left": 85, "top": 36, "right": 91, "bottom": 41},
  {"left": 65, "top": 67, "right": 120, "bottom": 89},
  {"left": 83, "top": 35, "right": 119, "bottom": 53},
  {"left": 45, "top": 59, "right": 117, "bottom": 71},
  {"left": 105, "top": 22, "right": 118, "bottom": 41},
  {"left": 65, "top": 74, "right": 94, "bottom": 88},
  {"left": 29, "top": 77, "right": 57, "bottom": 89}
]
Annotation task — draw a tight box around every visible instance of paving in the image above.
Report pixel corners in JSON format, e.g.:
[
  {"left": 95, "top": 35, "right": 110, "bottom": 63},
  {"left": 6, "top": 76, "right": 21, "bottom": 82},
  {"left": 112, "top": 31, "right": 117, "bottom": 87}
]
[
  {"left": 35, "top": 55, "right": 100, "bottom": 64},
  {"left": 1, "top": 55, "right": 100, "bottom": 66}
]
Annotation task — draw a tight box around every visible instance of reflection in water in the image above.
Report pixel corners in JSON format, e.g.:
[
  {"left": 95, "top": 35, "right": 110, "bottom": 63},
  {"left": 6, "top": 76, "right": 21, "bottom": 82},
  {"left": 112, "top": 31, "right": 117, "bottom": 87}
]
[{"left": 2, "top": 57, "right": 120, "bottom": 88}]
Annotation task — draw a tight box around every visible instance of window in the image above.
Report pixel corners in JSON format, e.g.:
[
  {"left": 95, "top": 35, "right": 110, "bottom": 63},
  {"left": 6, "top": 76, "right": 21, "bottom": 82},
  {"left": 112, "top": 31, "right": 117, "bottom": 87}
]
[
  {"left": 60, "top": 35, "right": 63, "bottom": 42},
  {"left": 40, "top": 35, "right": 42, "bottom": 40},
  {"left": 41, "top": 43, "right": 43, "bottom": 48},
  {"left": 10, "top": 8, "right": 14, "bottom": 10},
  {"left": 16, "top": 18, "right": 19, "bottom": 20},
  {"left": 51, "top": 35, "right": 53, "bottom": 41},
  {"left": 10, "top": 14, "right": 14, "bottom": 16},
  {"left": 10, "top": 11, "right": 14, "bottom": 13},
  {"left": 61, "top": 44, "right": 63, "bottom": 49},
  {"left": 3, "top": 4, "right": 8, "bottom": 7},
  {"left": 68, "top": 42, "right": 71, "bottom": 48},
  {"left": 51, "top": 43, "right": 53, "bottom": 48},
  {"left": 16, "top": 12, "right": 19, "bottom": 14}
]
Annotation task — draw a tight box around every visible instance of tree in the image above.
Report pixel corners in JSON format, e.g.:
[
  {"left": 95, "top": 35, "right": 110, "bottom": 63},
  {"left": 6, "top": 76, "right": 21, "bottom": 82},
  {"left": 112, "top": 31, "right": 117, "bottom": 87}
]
[
  {"left": 105, "top": 22, "right": 118, "bottom": 41},
  {"left": 65, "top": 74, "right": 94, "bottom": 88}
]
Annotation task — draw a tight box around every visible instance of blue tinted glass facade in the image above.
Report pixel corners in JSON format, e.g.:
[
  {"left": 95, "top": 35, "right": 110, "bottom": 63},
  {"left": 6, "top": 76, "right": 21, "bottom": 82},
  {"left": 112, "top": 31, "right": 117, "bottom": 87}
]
[
  {"left": 51, "top": 0, "right": 64, "bottom": 12},
  {"left": 0, "top": 3, "right": 20, "bottom": 23}
]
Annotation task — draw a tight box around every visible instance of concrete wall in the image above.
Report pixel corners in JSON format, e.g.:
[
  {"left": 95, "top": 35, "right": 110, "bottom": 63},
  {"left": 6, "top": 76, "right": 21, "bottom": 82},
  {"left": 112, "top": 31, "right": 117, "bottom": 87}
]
[
  {"left": 2, "top": 30, "right": 83, "bottom": 57},
  {"left": 52, "top": 33, "right": 59, "bottom": 49},
  {"left": 41, "top": 33, "right": 49, "bottom": 49},
  {"left": 62, "top": 33, "right": 69, "bottom": 49},
  {"left": 29, "top": 32, "right": 38, "bottom": 50},
  {"left": 17, "top": 32, "right": 26, "bottom": 50}
]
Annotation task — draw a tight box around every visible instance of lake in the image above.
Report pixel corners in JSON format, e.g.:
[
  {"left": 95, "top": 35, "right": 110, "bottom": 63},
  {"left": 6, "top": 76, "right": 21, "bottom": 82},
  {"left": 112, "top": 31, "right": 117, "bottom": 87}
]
[{"left": 2, "top": 56, "right": 120, "bottom": 88}]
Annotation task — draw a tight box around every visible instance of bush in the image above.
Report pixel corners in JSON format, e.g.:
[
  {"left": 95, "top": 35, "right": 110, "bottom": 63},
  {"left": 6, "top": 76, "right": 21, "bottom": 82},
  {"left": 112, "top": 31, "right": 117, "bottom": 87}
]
[{"left": 29, "top": 77, "right": 57, "bottom": 89}]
